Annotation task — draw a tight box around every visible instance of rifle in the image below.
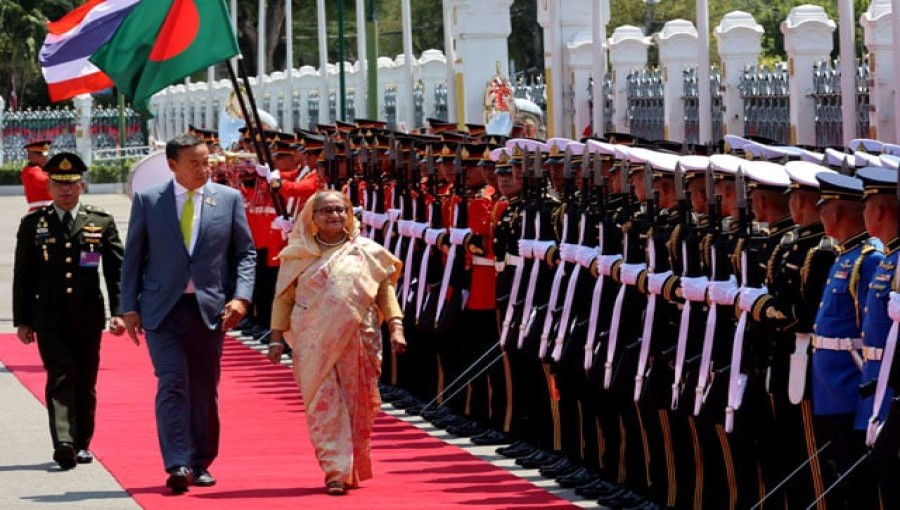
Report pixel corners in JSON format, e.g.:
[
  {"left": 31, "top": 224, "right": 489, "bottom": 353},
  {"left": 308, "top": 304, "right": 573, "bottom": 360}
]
[
  {"left": 435, "top": 146, "right": 469, "bottom": 330},
  {"left": 224, "top": 58, "right": 287, "bottom": 218},
  {"left": 352, "top": 138, "right": 366, "bottom": 207},
  {"left": 724, "top": 165, "right": 755, "bottom": 432},
  {"left": 323, "top": 136, "right": 337, "bottom": 190},
  {"left": 694, "top": 160, "right": 728, "bottom": 416}
]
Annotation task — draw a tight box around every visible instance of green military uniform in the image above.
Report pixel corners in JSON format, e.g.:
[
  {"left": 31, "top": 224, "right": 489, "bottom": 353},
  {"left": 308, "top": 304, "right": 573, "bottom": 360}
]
[{"left": 12, "top": 153, "right": 124, "bottom": 468}]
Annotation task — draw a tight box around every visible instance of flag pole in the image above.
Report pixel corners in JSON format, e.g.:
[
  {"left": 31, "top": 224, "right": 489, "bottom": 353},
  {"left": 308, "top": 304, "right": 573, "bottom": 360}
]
[
  {"left": 285, "top": 0, "right": 294, "bottom": 131},
  {"left": 316, "top": 0, "right": 329, "bottom": 124},
  {"left": 226, "top": 57, "right": 288, "bottom": 219},
  {"left": 338, "top": 0, "right": 347, "bottom": 121},
  {"left": 366, "top": 0, "right": 379, "bottom": 120}
]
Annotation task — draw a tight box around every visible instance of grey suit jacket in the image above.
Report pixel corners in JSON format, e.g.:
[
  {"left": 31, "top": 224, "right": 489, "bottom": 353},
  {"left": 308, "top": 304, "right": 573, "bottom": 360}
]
[{"left": 121, "top": 180, "right": 256, "bottom": 330}]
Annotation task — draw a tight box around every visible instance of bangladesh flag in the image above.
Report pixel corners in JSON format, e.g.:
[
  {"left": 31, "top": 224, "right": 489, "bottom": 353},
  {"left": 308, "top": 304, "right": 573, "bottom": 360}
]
[{"left": 90, "top": 0, "right": 239, "bottom": 111}]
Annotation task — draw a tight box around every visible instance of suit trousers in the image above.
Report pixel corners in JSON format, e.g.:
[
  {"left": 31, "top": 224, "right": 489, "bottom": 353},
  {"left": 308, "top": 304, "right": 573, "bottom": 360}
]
[
  {"left": 145, "top": 294, "right": 224, "bottom": 471},
  {"left": 35, "top": 328, "right": 102, "bottom": 450}
]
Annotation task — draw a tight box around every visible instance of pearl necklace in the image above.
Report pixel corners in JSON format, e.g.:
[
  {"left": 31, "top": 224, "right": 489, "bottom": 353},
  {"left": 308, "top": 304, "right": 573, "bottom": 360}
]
[{"left": 315, "top": 233, "right": 347, "bottom": 247}]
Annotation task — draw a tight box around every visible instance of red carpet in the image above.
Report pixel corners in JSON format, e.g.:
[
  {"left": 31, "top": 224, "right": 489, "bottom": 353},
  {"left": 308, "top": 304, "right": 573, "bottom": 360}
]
[{"left": 0, "top": 333, "right": 579, "bottom": 509}]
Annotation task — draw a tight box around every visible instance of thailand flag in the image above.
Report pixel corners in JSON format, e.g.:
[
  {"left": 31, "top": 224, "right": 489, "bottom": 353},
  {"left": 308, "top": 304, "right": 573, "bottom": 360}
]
[{"left": 39, "top": 0, "right": 141, "bottom": 102}]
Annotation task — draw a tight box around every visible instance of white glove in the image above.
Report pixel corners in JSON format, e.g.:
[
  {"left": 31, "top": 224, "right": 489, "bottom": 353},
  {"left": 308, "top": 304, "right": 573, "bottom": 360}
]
[
  {"left": 558, "top": 243, "right": 579, "bottom": 263},
  {"left": 575, "top": 246, "right": 599, "bottom": 268},
  {"left": 397, "top": 220, "right": 414, "bottom": 237},
  {"left": 267, "top": 169, "right": 281, "bottom": 183},
  {"left": 255, "top": 163, "right": 271, "bottom": 178},
  {"left": 889, "top": 292, "right": 900, "bottom": 322},
  {"left": 708, "top": 276, "right": 739, "bottom": 306},
  {"left": 449, "top": 228, "right": 473, "bottom": 245},
  {"left": 271, "top": 216, "right": 294, "bottom": 237},
  {"left": 371, "top": 212, "right": 389, "bottom": 229},
  {"left": 620, "top": 262, "right": 647, "bottom": 286},
  {"left": 424, "top": 228, "right": 445, "bottom": 246},
  {"left": 532, "top": 240, "right": 557, "bottom": 260},
  {"left": 598, "top": 254, "right": 623, "bottom": 276},
  {"left": 518, "top": 239, "right": 535, "bottom": 258},
  {"left": 680, "top": 276, "right": 709, "bottom": 302},
  {"left": 648, "top": 270, "right": 673, "bottom": 295},
  {"left": 738, "top": 286, "right": 768, "bottom": 313},
  {"left": 361, "top": 210, "right": 374, "bottom": 226}
]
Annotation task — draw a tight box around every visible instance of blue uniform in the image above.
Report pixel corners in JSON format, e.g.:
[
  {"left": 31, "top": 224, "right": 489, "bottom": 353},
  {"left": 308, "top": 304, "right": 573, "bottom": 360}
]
[
  {"left": 855, "top": 238, "right": 899, "bottom": 428},
  {"left": 812, "top": 232, "right": 883, "bottom": 415}
]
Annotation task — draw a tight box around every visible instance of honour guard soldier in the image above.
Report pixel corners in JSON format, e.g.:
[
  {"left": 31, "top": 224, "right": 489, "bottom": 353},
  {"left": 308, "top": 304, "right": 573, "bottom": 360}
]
[
  {"left": 739, "top": 161, "right": 836, "bottom": 509},
  {"left": 811, "top": 171, "right": 882, "bottom": 509},
  {"left": 21, "top": 140, "right": 53, "bottom": 212},
  {"left": 856, "top": 166, "right": 900, "bottom": 508},
  {"left": 13, "top": 152, "right": 126, "bottom": 470}
]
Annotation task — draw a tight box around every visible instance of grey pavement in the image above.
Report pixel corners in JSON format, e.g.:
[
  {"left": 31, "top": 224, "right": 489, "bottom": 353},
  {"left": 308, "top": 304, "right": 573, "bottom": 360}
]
[{"left": 0, "top": 192, "right": 140, "bottom": 509}]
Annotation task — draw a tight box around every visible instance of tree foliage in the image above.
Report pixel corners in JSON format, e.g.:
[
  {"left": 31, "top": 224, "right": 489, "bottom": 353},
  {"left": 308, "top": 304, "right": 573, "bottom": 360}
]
[{"left": 0, "top": 0, "right": 876, "bottom": 110}]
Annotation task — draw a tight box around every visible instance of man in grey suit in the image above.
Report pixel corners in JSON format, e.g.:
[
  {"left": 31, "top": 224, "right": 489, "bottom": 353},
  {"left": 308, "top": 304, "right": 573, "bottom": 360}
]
[{"left": 122, "top": 134, "right": 256, "bottom": 493}]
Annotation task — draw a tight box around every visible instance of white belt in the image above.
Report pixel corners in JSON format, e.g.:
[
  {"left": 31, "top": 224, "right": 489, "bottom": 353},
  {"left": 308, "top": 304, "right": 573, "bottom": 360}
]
[
  {"left": 505, "top": 254, "right": 523, "bottom": 267},
  {"left": 863, "top": 346, "right": 884, "bottom": 361},
  {"left": 248, "top": 206, "right": 277, "bottom": 215},
  {"left": 28, "top": 200, "right": 53, "bottom": 209},
  {"left": 472, "top": 255, "right": 494, "bottom": 267},
  {"left": 813, "top": 336, "right": 863, "bottom": 351}
]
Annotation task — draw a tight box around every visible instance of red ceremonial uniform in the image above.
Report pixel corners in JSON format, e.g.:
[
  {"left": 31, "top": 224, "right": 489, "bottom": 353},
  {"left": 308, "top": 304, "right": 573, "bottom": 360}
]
[
  {"left": 21, "top": 164, "right": 53, "bottom": 211},
  {"left": 241, "top": 183, "right": 281, "bottom": 267},
  {"left": 464, "top": 186, "right": 498, "bottom": 311}
]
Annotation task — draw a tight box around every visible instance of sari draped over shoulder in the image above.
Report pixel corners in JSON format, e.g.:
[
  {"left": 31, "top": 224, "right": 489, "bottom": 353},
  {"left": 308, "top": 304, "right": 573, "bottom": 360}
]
[{"left": 274, "top": 208, "right": 401, "bottom": 485}]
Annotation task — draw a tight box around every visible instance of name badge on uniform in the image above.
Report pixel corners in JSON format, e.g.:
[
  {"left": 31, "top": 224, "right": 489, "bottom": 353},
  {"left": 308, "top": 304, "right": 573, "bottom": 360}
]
[{"left": 80, "top": 251, "right": 100, "bottom": 268}]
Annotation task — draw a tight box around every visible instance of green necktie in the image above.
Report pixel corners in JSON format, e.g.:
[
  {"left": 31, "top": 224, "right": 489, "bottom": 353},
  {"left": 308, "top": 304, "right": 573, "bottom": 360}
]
[
  {"left": 180, "top": 190, "right": 195, "bottom": 248},
  {"left": 62, "top": 211, "right": 73, "bottom": 234}
]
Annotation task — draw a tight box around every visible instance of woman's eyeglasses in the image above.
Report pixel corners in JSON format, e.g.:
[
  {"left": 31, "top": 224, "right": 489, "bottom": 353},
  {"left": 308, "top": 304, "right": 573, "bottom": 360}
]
[{"left": 316, "top": 206, "right": 347, "bottom": 215}]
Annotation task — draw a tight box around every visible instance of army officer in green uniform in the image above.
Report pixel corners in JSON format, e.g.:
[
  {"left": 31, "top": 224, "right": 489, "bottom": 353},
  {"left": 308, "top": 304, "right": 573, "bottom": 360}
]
[{"left": 12, "top": 152, "right": 126, "bottom": 470}]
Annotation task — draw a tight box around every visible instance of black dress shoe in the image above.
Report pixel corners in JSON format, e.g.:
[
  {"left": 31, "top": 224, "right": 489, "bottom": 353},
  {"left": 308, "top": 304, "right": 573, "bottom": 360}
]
[
  {"left": 192, "top": 467, "right": 216, "bottom": 487},
  {"left": 557, "top": 467, "right": 596, "bottom": 488},
  {"left": 539, "top": 456, "right": 579, "bottom": 478},
  {"left": 432, "top": 414, "right": 469, "bottom": 429},
  {"left": 421, "top": 406, "right": 451, "bottom": 421},
  {"left": 598, "top": 488, "right": 647, "bottom": 508},
  {"left": 497, "top": 441, "right": 538, "bottom": 458},
  {"left": 391, "top": 396, "right": 422, "bottom": 410},
  {"left": 166, "top": 466, "right": 193, "bottom": 493},
  {"left": 75, "top": 450, "right": 94, "bottom": 464},
  {"left": 446, "top": 420, "right": 486, "bottom": 437},
  {"left": 574, "top": 477, "right": 620, "bottom": 498},
  {"left": 518, "top": 449, "right": 561, "bottom": 468},
  {"left": 495, "top": 439, "right": 531, "bottom": 456},
  {"left": 470, "top": 429, "right": 511, "bottom": 446},
  {"left": 621, "top": 501, "right": 661, "bottom": 510},
  {"left": 53, "top": 443, "right": 77, "bottom": 470}
]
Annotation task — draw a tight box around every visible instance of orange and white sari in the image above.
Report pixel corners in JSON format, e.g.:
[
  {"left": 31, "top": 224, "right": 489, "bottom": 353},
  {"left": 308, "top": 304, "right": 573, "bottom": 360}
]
[{"left": 275, "top": 199, "right": 401, "bottom": 486}]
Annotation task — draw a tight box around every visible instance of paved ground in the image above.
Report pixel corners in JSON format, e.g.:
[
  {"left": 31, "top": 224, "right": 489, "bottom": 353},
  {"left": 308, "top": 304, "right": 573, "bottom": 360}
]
[
  {"left": 0, "top": 192, "right": 597, "bottom": 509},
  {"left": 0, "top": 192, "right": 140, "bottom": 509}
]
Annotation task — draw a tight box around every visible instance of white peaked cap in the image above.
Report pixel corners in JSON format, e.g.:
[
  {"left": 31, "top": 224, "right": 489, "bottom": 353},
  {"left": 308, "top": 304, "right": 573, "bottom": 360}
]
[
  {"left": 679, "top": 155, "right": 710, "bottom": 172},
  {"left": 709, "top": 154, "right": 744, "bottom": 175},
  {"left": 743, "top": 160, "right": 791, "bottom": 188},
  {"left": 784, "top": 161, "right": 835, "bottom": 189},
  {"left": 585, "top": 139, "right": 616, "bottom": 155},
  {"left": 849, "top": 138, "right": 884, "bottom": 153}
]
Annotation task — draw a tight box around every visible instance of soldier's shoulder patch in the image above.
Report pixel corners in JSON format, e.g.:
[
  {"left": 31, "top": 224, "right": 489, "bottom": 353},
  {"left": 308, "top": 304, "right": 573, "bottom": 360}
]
[{"left": 83, "top": 204, "right": 111, "bottom": 216}]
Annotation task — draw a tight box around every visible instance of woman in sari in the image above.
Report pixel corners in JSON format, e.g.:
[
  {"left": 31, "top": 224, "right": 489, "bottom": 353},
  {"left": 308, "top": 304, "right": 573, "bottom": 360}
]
[{"left": 267, "top": 190, "right": 406, "bottom": 495}]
